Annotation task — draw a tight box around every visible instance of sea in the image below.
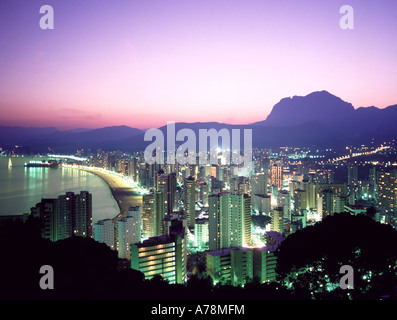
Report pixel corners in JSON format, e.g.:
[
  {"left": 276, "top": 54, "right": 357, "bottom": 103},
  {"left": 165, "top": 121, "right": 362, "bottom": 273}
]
[{"left": 0, "top": 156, "right": 119, "bottom": 223}]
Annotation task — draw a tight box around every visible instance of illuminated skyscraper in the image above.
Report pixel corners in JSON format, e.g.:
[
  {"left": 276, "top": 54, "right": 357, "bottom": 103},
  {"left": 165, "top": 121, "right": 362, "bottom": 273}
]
[
  {"left": 277, "top": 190, "right": 291, "bottom": 221},
  {"left": 252, "top": 194, "right": 271, "bottom": 215},
  {"left": 377, "top": 169, "right": 397, "bottom": 212},
  {"left": 31, "top": 198, "right": 59, "bottom": 241},
  {"left": 230, "top": 194, "right": 244, "bottom": 247},
  {"left": 93, "top": 218, "right": 115, "bottom": 250},
  {"left": 116, "top": 207, "right": 141, "bottom": 260},
  {"left": 199, "top": 182, "right": 209, "bottom": 207},
  {"left": 31, "top": 191, "right": 93, "bottom": 241},
  {"left": 243, "top": 194, "right": 252, "bottom": 246},
  {"left": 57, "top": 191, "right": 92, "bottom": 239},
  {"left": 183, "top": 176, "right": 196, "bottom": 228},
  {"left": 130, "top": 222, "right": 186, "bottom": 284},
  {"left": 253, "top": 247, "right": 278, "bottom": 283},
  {"left": 142, "top": 193, "right": 157, "bottom": 239},
  {"left": 251, "top": 173, "right": 268, "bottom": 195},
  {"left": 209, "top": 193, "right": 230, "bottom": 251},
  {"left": 270, "top": 207, "right": 284, "bottom": 233},
  {"left": 230, "top": 248, "right": 253, "bottom": 287},
  {"left": 167, "top": 173, "right": 177, "bottom": 213},
  {"left": 194, "top": 219, "right": 209, "bottom": 251},
  {"left": 270, "top": 163, "right": 283, "bottom": 190},
  {"left": 321, "top": 189, "right": 334, "bottom": 217},
  {"left": 206, "top": 245, "right": 281, "bottom": 287},
  {"left": 128, "top": 157, "right": 138, "bottom": 181}
]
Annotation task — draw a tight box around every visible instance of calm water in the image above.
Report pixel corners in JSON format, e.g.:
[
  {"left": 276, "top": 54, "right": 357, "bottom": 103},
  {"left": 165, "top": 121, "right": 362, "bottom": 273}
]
[{"left": 0, "top": 157, "right": 119, "bottom": 223}]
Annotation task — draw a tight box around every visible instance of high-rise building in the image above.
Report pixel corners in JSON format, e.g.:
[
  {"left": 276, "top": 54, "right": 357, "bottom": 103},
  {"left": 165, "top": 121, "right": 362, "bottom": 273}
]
[
  {"left": 270, "top": 163, "right": 283, "bottom": 190},
  {"left": 293, "top": 189, "right": 307, "bottom": 215},
  {"left": 368, "top": 166, "right": 377, "bottom": 200},
  {"left": 31, "top": 191, "right": 93, "bottom": 241},
  {"left": 209, "top": 192, "right": 251, "bottom": 250},
  {"left": 199, "top": 182, "right": 209, "bottom": 207},
  {"left": 348, "top": 164, "right": 359, "bottom": 190},
  {"left": 230, "top": 247, "right": 253, "bottom": 287},
  {"left": 183, "top": 176, "right": 196, "bottom": 228},
  {"left": 194, "top": 219, "right": 209, "bottom": 251},
  {"left": 230, "top": 194, "right": 244, "bottom": 248},
  {"left": 209, "top": 193, "right": 230, "bottom": 251},
  {"left": 130, "top": 222, "right": 186, "bottom": 284},
  {"left": 270, "top": 207, "right": 284, "bottom": 234},
  {"left": 242, "top": 194, "right": 252, "bottom": 247},
  {"left": 277, "top": 190, "right": 291, "bottom": 221},
  {"left": 206, "top": 245, "right": 281, "bottom": 287},
  {"left": 251, "top": 173, "right": 268, "bottom": 196},
  {"left": 253, "top": 247, "right": 278, "bottom": 283},
  {"left": 76, "top": 191, "right": 92, "bottom": 238},
  {"left": 167, "top": 173, "right": 177, "bottom": 213},
  {"left": 93, "top": 219, "right": 115, "bottom": 250},
  {"left": 31, "top": 198, "right": 58, "bottom": 241},
  {"left": 252, "top": 194, "right": 271, "bottom": 215},
  {"left": 334, "top": 195, "right": 348, "bottom": 213},
  {"left": 116, "top": 207, "right": 141, "bottom": 260},
  {"left": 377, "top": 169, "right": 397, "bottom": 212},
  {"left": 142, "top": 193, "right": 157, "bottom": 239},
  {"left": 128, "top": 157, "right": 138, "bottom": 181},
  {"left": 321, "top": 189, "right": 334, "bottom": 217},
  {"left": 154, "top": 191, "right": 165, "bottom": 236},
  {"left": 206, "top": 249, "right": 231, "bottom": 285}
]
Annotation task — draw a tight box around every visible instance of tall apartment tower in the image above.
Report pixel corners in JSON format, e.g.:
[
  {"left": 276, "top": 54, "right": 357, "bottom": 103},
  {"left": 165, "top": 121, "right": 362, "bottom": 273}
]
[
  {"left": 229, "top": 193, "right": 252, "bottom": 247},
  {"left": 251, "top": 173, "right": 268, "bottom": 195},
  {"left": 243, "top": 194, "right": 252, "bottom": 247},
  {"left": 31, "top": 191, "right": 92, "bottom": 241},
  {"left": 31, "top": 198, "right": 59, "bottom": 241},
  {"left": 270, "top": 207, "right": 284, "bottom": 234},
  {"left": 167, "top": 173, "right": 177, "bottom": 214},
  {"left": 277, "top": 190, "right": 291, "bottom": 221},
  {"left": 183, "top": 176, "right": 196, "bottom": 229},
  {"left": 93, "top": 219, "right": 115, "bottom": 250},
  {"left": 131, "top": 221, "right": 186, "bottom": 284},
  {"left": 209, "top": 193, "right": 231, "bottom": 251},
  {"left": 116, "top": 206, "right": 141, "bottom": 260},
  {"left": 142, "top": 193, "right": 157, "bottom": 239},
  {"left": 348, "top": 164, "right": 359, "bottom": 193},
  {"left": 270, "top": 163, "right": 283, "bottom": 190},
  {"left": 57, "top": 191, "right": 92, "bottom": 239},
  {"left": 230, "top": 194, "right": 244, "bottom": 248},
  {"left": 377, "top": 169, "right": 397, "bottom": 212}
]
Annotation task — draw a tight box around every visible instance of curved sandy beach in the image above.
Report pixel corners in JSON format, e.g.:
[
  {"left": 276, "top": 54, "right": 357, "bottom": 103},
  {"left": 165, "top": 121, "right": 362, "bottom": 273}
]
[{"left": 79, "top": 167, "right": 143, "bottom": 221}]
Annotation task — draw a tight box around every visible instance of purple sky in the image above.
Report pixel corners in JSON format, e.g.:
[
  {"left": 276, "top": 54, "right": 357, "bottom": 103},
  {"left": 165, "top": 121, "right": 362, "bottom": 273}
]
[{"left": 0, "top": 0, "right": 396, "bottom": 129}]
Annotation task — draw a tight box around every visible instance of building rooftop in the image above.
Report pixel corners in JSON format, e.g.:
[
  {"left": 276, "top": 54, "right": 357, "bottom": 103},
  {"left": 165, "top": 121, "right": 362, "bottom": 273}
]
[{"left": 207, "top": 249, "right": 230, "bottom": 256}]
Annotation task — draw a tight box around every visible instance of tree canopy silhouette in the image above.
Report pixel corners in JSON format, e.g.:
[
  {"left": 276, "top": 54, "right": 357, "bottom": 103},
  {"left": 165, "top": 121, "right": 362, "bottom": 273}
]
[{"left": 276, "top": 212, "right": 397, "bottom": 299}]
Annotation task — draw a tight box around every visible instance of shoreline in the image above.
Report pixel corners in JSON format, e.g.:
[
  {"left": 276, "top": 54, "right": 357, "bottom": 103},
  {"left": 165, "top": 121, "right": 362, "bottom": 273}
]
[{"left": 77, "top": 167, "right": 143, "bottom": 222}]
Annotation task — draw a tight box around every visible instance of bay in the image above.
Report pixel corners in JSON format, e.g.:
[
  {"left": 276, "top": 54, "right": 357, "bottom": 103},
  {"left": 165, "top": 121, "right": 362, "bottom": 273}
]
[{"left": 0, "top": 156, "right": 119, "bottom": 223}]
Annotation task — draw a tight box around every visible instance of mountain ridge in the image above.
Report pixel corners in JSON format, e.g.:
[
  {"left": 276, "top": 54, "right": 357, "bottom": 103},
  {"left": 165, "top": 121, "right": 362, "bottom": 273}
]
[{"left": 1, "top": 91, "right": 396, "bottom": 152}]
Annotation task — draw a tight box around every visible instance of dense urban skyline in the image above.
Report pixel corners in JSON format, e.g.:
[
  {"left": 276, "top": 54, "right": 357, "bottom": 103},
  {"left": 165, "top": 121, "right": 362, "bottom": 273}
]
[{"left": 1, "top": 0, "right": 397, "bottom": 129}]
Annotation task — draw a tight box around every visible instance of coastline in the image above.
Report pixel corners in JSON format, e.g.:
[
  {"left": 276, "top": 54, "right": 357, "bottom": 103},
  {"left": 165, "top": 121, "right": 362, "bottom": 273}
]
[{"left": 77, "top": 167, "right": 143, "bottom": 222}]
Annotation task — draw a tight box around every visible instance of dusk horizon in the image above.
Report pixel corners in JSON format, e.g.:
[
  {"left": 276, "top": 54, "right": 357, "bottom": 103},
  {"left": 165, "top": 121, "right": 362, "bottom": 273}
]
[{"left": 1, "top": 89, "right": 397, "bottom": 130}]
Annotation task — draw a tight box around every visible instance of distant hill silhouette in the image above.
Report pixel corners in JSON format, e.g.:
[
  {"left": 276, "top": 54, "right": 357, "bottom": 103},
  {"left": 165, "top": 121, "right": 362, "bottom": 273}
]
[
  {"left": 253, "top": 90, "right": 355, "bottom": 127},
  {"left": 0, "top": 125, "right": 143, "bottom": 153},
  {"left": 1, "top": 91, "right": 397, "bottom": 152}
]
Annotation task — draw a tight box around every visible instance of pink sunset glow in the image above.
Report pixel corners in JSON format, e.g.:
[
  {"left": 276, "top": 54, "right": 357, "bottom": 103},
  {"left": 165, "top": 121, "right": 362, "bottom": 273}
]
[{"left": 1, "top": 0, "right": 396, "bottom": 130}]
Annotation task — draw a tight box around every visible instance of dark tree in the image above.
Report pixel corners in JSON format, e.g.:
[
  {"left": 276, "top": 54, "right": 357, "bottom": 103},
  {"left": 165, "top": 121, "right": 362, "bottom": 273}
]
[{"left": 276, "top": 213, "right": 397, "bottom": 299}]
